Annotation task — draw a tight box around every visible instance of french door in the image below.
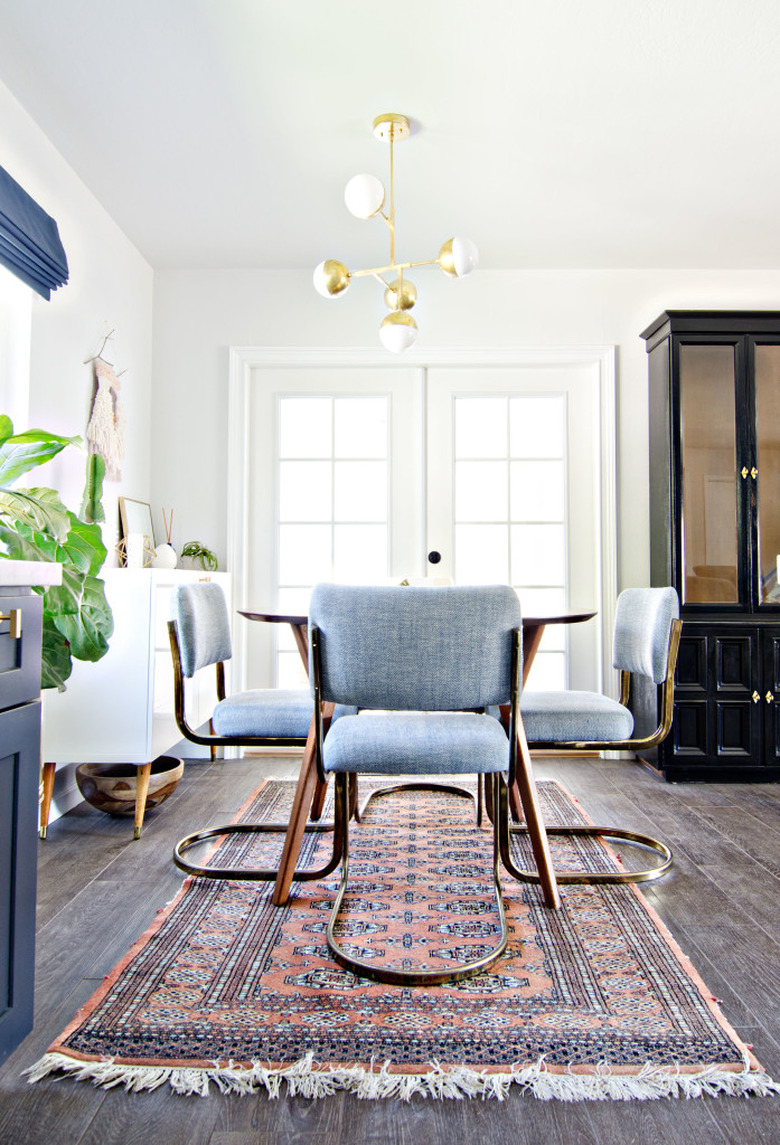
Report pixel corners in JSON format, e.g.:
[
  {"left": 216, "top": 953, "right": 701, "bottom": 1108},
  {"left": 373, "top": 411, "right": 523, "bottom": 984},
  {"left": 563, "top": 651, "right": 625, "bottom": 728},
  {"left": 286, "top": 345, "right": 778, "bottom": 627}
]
[{"left": 228, "top": 348, "right": 616, "bottom": 696}]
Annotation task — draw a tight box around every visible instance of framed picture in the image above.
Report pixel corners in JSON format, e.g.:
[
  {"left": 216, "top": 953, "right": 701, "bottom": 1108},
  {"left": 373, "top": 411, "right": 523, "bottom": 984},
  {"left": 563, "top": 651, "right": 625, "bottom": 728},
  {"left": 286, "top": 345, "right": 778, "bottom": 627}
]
[{"left": 118, "top": 498, "right": 155, "bottom": 566}]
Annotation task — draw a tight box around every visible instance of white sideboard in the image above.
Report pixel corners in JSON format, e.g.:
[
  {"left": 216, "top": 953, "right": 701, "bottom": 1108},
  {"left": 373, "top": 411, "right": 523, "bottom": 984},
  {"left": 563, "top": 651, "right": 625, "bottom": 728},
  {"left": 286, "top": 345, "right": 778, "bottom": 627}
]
[{"left": 41, "top": 568, "right": 231, "bottom": 821}]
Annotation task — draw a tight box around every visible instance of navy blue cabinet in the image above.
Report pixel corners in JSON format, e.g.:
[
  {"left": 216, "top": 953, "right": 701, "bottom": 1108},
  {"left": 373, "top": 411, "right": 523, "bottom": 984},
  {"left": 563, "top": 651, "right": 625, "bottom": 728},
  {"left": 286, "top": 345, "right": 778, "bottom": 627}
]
[{"left": 0, "top": 588, "right": 43, "bottom": 1066}]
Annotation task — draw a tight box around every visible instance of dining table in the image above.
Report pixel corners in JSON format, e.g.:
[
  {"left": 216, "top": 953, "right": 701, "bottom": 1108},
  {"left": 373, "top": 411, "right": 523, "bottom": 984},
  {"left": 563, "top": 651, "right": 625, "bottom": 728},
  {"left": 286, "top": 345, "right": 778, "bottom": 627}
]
[{"left": 238, "top": 605, "right": 596, "bottom": 905}]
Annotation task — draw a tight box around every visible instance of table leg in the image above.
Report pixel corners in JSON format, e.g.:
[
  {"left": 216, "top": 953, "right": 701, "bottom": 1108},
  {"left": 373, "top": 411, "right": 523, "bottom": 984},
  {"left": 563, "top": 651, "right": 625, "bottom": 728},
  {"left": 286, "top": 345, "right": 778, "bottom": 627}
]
[
  {"left": 272, "top": 702, "right": 334, "bottom": 907},
  {"left": 514, "top": 717, "right": 560, "bottom": 909},
  {"left": 310, "top": 772, "right": 328, "bottom": 820},
  {"left": 291, "top": 623, "right": 309, "bottom": 668},
  {"left": 509, "top": 620, "right": 546, "bottom": 818}
]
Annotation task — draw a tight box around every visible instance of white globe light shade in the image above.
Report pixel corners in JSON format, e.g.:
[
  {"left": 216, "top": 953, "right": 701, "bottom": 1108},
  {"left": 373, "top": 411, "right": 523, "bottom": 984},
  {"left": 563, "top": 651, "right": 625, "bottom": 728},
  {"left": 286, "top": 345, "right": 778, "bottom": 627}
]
[
  {"left": 379, "top": 311, "right": 418, "bottom": 353},
  {"left": 452, "top": 236, "right": 479, "bottom": 277},
  {"left": 313, "top": 259, "right": 350, "bottom": 298},
  {"left": 438, "top": 236, "right": 479, "bottom": 278},
  {"left": 344, "top": 173, "right": 385, "bottom": 219}
]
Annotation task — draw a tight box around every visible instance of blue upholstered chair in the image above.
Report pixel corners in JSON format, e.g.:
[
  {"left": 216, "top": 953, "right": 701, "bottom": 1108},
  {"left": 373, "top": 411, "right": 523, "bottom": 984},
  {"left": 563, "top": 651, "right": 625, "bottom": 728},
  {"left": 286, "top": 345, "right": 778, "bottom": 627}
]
[
  {"left": 168, "top": 582, "right": 313, "bottom": 752},
  {"left": 513, "top": 587, "right": 681, "bottom": 888},
  {"left": 308, "top": 582, "right": 561, "bottom": 987},
  {"left": 522, "top": 587, "right": 681, "bottom": 754},
  {"left": 170, "top": 582, "right": 348, "bottom": 886}
]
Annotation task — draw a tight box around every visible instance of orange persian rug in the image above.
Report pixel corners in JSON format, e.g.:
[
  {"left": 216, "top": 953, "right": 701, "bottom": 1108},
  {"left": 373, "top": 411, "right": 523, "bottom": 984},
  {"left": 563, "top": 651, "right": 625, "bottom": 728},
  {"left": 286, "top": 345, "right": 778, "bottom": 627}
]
[{"left": 27, "top": 780, "right": 778, "bottom": 1101}]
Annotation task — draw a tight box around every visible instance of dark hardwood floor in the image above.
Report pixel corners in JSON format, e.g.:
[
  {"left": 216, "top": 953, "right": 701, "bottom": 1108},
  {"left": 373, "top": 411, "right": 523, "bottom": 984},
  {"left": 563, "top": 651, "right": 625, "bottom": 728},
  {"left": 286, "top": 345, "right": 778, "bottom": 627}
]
[{"left": 2, "top": 751, "right": 780, "bottom": 1144}]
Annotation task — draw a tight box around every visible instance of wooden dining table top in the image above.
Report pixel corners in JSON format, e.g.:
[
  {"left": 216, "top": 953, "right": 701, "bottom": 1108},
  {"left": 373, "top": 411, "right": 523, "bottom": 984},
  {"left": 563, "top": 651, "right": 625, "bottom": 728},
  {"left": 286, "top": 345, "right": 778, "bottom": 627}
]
[{"left": 237, "top": 609, "right": 597, "bottom": 629}]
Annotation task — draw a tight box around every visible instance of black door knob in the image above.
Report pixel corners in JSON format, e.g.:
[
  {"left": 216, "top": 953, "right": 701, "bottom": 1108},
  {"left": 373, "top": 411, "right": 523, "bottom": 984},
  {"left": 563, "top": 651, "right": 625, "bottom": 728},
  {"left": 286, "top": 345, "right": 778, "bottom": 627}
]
[{"left": 427, "top": 551, "right": 442, "bottom": 565}]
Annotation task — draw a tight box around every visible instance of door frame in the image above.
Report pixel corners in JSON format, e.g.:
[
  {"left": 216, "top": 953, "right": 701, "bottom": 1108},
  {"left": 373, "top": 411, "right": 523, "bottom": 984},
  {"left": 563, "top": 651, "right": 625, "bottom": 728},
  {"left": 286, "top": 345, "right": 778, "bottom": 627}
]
[{"left": 227, "top": 346, "right": 617, "bottom": 693}]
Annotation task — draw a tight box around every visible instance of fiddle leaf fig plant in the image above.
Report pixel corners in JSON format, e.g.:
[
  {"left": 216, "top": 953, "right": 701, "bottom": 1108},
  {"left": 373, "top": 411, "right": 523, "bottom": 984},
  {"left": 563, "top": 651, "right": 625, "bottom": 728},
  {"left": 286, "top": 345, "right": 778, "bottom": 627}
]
[{"left": 0, "top": 416, "right": 113, "bottom": 690}]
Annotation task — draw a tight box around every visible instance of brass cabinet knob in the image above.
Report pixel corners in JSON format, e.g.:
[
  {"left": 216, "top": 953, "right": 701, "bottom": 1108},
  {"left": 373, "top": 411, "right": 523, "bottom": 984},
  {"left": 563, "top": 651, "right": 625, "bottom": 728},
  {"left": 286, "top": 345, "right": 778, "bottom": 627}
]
[
  {"left": 767, "top": 692, "right": 775, "bottom": 704},
  {"left": 751, "top": 467, "right": 759, "bottom": 479},
  {"left": 742, "top": 466, "right": 749, "bottom": 479},
  {"left": 753, "top": 690, "right": 761, "bottom": 703}
]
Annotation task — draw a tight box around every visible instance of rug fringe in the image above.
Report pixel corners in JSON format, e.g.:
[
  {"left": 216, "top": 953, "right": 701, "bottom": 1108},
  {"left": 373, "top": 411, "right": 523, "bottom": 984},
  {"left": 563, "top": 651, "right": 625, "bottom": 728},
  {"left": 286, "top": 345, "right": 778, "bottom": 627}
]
[{"left": 24, "top": 1049, "right": 780, "bottom": 1102}]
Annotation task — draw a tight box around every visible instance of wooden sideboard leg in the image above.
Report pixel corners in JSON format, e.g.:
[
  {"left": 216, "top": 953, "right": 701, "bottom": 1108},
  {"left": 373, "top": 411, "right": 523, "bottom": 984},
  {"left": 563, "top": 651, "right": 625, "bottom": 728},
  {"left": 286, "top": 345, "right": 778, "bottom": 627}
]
[
  {"left": 133, "top": 761, "right": 153, "bottom": 840},
  {"left": 39, "top": 761, "right": 56, "bottom": 840}
]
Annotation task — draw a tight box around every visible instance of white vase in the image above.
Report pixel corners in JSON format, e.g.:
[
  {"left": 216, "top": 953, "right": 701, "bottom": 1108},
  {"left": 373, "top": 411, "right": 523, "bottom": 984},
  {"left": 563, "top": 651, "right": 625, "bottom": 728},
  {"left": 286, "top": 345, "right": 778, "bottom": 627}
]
[{"left": 151, "top": 542, "right": 177, "bottom": 569}]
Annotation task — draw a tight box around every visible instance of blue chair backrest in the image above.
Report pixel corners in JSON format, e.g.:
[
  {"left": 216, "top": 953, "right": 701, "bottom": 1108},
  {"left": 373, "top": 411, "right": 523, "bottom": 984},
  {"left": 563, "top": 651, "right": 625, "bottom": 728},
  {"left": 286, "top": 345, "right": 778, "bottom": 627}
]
[
  {"left": 612, "top": 587, "right": 679, "bottom": 684},
  {"left": 171, "top": 582, "right": 232, "bottom": 678},
  {"left": 308, "top": 584, "right": 523, "bottom": 711}
]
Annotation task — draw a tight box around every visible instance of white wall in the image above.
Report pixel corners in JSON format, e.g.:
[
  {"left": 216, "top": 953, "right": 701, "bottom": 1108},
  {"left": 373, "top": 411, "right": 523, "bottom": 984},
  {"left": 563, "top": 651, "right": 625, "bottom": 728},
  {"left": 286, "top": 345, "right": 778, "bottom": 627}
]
[
  {"left": 0, "top": 76, "right": 155, "bottom": 818},
  {"left": 152, "top": 266, "right": 780, "bottom": 590},
  {"left": 0, "top": 76, "right": 154, "bottom": 559}
]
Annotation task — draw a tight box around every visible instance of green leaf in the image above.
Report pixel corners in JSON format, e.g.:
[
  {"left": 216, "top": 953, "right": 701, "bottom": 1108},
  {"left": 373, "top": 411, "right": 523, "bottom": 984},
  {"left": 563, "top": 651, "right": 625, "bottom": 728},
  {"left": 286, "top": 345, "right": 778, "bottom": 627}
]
[
  {"left": 43, "top": 566, "right": 82, "bottom": 615},
  {"left": 51, "top": 575, "right": 113, "bottom": 662},
  {"left": 0, "top": 429, "right": 82, "bottom": 488},
  {"left": 0, "top": 487, "right": 71, "bottom": 542},
  {"left": 59, "top": 512, "right": 107, "bottom": 577},
  {"left": 80, "top": 452, "right": 106, "bottom": 523},
  {"left": 40, "top": 619, "right": 73, "bottom": 691},
  {"left": 0, "top": 416, "right": 13, "bottom": 446}
]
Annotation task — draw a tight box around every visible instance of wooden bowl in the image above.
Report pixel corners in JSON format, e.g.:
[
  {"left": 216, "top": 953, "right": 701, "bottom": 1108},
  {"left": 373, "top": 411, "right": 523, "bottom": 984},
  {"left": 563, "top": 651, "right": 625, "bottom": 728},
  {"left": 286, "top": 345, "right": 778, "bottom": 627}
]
[{"left": 75, "top": 757, "right": 184, "bottom": 816}]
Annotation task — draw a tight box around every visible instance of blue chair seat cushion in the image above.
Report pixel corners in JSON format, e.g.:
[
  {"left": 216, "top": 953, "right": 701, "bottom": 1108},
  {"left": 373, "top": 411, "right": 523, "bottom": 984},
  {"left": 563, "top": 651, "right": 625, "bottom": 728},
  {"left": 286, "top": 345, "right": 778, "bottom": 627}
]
[
  {"left": 211, "top": 688, "right": 313, "bottom": 739},
  {"left": 322, "top": 711, "right": 510, "bottom": 775},
  {"left": 521, "top": 690, "right": 634, "bottom": 743}
]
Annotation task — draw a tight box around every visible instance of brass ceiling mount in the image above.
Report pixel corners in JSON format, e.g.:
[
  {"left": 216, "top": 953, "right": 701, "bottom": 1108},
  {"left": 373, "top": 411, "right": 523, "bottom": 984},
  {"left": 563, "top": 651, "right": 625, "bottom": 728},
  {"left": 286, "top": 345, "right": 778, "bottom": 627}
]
[{"left": 372, "top": 113, "right": 411, "bottom": 143}]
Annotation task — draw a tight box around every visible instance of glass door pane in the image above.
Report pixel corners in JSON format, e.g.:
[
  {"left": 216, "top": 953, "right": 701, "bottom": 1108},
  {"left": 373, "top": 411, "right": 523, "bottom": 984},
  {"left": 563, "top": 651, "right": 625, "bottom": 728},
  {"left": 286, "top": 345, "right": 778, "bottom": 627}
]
[
  {"left": 427, "top": 366, "right": 608, "bottom": 692},
  {"left": 755, "top": 345, "right": 780, "bottom": 605},
  {"left": 679, "top": 345, "right": 739, "bottom": 604},
  {"left": 450, "top": 394, "right": 567, "bottom": 687},
  {"left": 243, "top": 366, "right": 423, "bottom": 689}
]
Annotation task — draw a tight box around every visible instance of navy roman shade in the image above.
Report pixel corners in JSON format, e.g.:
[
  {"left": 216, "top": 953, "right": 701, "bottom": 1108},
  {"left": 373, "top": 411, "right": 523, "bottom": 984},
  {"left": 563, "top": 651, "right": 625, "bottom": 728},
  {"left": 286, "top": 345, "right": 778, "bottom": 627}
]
[{"left": 0, "top": 164, "right": 68, "bottom": 299}]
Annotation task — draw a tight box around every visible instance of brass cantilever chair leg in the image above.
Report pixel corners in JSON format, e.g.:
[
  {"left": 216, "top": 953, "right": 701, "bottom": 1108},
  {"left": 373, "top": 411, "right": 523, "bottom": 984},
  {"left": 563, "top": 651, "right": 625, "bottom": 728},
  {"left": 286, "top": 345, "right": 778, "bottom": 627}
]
[
  {"left": 168, "top": 581, "right": 355, "bottom": 884},
  {"left": 518, "top": 587, "right": 681, "bottom": 886},
  {"left": 308, "top": 582, "right": 561, "bottom": 989}
]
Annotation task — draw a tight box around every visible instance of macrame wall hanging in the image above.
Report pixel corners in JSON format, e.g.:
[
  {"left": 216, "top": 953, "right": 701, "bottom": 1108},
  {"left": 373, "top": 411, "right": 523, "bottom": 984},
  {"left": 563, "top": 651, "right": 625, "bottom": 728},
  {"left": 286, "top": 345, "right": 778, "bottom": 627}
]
[{"left": 85, "top": 331, "right": 126, "bottom": 481}]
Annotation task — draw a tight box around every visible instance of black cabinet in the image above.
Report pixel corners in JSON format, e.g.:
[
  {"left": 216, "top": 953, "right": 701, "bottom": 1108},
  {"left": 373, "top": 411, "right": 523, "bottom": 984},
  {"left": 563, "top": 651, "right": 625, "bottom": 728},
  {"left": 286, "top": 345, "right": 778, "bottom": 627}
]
[
  {"left": 642, "top": 311, "right": 780, "bottom": 780},
  {"left": 0, "top": 588, "right": 43, "bottom": 1066}
]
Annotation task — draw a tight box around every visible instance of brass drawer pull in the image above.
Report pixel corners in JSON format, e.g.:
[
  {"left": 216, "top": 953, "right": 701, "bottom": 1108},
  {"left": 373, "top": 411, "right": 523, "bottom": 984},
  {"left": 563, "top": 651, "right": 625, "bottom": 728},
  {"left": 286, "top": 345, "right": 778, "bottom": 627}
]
[{"left": 0, "top": 608, "right": 22, "bottom": 639}]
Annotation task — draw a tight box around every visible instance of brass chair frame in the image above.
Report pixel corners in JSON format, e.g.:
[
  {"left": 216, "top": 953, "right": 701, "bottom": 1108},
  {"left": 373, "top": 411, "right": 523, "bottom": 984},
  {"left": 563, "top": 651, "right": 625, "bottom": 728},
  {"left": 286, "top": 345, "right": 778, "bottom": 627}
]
[
  {"left": 170, "top": 616, "right": 340, "bottom": 884},
  {"left": 525, "top": 618, "right": 682, "bottom": 753},
  {"left": 168, "top": 619, "right": 310, "bottom": 752},
  {"left": 311, "top": 622, "right": 525, "bottom": 986},
  {"left": 502, "top": 618, "right": 684, "bottom": 886}
]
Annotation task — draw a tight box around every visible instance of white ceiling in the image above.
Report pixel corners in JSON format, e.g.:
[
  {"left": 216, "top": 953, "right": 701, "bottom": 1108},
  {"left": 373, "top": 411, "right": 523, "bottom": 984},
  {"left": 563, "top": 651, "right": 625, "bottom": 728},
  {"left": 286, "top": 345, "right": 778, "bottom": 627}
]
[{"left": 1, "top": 0, "right": 779, "bottom": 272}]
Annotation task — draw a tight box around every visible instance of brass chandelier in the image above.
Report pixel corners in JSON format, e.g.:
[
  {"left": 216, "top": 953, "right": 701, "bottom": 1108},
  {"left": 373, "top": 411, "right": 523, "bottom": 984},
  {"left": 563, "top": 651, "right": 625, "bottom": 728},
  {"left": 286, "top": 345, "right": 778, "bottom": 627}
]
[{"left": 313, "top": 113, "right": 478, "bottom": 352}]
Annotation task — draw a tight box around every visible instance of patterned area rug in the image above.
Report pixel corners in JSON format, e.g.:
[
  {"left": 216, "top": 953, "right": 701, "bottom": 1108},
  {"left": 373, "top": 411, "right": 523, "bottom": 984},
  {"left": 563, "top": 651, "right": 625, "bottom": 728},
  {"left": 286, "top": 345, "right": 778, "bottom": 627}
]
[{"left": 28, "top": 779, "right": 779, "bottom": 1101}]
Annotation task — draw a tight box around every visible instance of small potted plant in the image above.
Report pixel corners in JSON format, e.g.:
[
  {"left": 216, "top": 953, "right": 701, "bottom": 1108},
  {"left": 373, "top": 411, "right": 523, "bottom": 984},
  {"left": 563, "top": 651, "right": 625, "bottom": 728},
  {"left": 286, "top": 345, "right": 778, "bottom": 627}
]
[{"left": 179, "top": 540, "right": 219, "bottom": 572}]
